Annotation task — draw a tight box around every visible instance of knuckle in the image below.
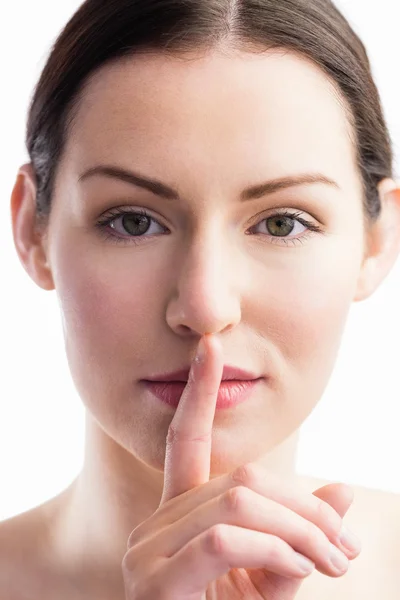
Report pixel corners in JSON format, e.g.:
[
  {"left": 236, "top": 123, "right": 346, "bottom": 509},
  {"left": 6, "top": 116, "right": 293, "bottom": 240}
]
[
  {"left": 166, "top": 424, "right": 212, "bottom": 444},
  {"left": 122, "top": 550, "right": 160, "bottom": 590},
  {"left": 230, "top": 462, "right": 259, "bottom": 487},
  {"left": 204, "top": 524, "right": 229, "bottom": 556},
  {"left": 122, "top": 549, "right": 139, "bottom": 574},
  {"left": 127, "top": 525, "right": 146, "bottom": 549},
  {"left": 220, "top": 486, "right": 250, "bottom": 514}
]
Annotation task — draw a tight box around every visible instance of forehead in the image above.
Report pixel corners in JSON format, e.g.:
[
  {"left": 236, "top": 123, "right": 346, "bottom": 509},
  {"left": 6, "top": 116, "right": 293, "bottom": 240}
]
[{"left": 65, "top": 49, "right": 359, "bottom": 189}]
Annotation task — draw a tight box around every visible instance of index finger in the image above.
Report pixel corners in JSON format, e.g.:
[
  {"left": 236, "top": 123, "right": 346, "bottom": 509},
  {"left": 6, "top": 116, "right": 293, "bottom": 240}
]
[{"left": 160, "top": 334, "right": 223, "bottom": 505}]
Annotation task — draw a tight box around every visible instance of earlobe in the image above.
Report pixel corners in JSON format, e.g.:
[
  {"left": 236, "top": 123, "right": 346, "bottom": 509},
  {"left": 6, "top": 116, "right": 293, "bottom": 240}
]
[
  {"left": 353, "top": 178, "right": 400, "bottom": 302},
  {"left": 10, "top": 163, "right": 55, "bottom": 291}
]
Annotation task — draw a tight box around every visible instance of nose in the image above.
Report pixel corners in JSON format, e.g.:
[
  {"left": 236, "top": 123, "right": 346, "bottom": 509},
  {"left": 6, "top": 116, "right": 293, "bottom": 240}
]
[{"left": 165, "top": 231, "right": 242, "bottom": 337}]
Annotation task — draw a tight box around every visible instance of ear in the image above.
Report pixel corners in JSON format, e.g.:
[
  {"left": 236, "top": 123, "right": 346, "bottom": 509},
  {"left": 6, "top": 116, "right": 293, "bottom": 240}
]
[
  {"left": 10, "top": 162, "right": 55, "bottom": 291},
  {"left": 353, "top": 178, "right": 400, "bottom": 302}
]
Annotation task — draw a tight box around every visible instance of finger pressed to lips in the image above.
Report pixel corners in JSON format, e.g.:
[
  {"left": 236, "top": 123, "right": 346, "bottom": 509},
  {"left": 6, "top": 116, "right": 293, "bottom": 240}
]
[{"left": 161, "top": 334, "right": 224, "bottom": 502}]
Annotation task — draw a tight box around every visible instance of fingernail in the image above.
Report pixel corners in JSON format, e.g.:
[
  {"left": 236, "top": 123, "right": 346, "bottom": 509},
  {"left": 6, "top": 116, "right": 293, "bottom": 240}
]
[
  {"left": 329, "top": 543, "right": 349, "bottom": 573},
  {"left": 338, "top": 525, "right": 362, "bottom": 554},
  {"left": 294, "top": 552, "right": 315, "bottom": 574}
]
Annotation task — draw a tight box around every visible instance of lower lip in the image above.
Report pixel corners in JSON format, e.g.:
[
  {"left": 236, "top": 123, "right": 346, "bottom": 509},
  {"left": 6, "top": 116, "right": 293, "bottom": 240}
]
[{"left": 143, "top": 378, "right": 263, "bottom": 409}]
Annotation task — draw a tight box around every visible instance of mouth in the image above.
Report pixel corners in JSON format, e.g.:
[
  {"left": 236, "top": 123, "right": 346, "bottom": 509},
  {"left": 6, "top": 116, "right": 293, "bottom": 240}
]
[
  {"left": 143, "top": 377, "right": 264, "bottom": 409},
  {"left": 144, "top": 364, "right": 263, "bottom": 383}
]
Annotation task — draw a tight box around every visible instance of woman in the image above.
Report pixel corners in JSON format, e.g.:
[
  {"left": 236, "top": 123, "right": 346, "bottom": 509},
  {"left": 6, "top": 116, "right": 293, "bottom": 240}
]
[{"left": 2, "top": 0, "right": 400, "bottom": 598}]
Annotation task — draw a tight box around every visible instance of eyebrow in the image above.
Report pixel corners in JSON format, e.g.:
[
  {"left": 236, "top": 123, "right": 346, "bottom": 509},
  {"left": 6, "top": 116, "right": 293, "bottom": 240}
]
[{"left": 78, "top": 164, "right": 340, "bottom": 200}]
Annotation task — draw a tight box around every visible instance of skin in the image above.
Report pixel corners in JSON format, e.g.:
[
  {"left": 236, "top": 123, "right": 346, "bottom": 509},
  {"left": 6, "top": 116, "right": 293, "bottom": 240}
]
[{"left": 10, "top": 46, "right": 400, "bottom": 595}]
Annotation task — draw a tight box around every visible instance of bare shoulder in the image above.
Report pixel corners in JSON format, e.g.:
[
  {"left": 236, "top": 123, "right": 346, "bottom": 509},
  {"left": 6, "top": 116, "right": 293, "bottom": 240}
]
[
  {"left": 0, "top": 496, "right": 64, "bottom": 599},
  {"left": 296, "top": 475, "right": 400, "bottom": 600}
]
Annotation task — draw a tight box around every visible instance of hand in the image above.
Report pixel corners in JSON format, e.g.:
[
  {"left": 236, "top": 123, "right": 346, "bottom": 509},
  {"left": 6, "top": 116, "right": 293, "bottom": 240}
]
[{"left": 122, "top": 334, "right": 361, "bottom": 599}]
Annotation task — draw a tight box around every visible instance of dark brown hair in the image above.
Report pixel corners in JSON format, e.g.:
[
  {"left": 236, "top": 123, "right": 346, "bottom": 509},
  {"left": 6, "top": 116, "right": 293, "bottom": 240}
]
[{"left": 26, "top": 0, "right": 394, "bottom": 231}]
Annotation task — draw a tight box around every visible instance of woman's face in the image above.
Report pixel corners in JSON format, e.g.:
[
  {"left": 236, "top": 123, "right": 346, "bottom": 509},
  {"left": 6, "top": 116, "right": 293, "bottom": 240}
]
[{"left": 44, "top": 48, "right": 366, "bottom": 475}]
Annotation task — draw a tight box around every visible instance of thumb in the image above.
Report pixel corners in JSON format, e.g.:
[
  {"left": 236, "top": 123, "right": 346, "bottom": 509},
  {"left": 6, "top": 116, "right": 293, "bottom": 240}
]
[{"left": 312, "top": 482, "right": 354, "bottom": 518}]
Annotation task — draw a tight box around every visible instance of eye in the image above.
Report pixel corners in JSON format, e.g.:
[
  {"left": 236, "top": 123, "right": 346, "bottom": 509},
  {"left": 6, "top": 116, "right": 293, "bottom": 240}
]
[
  {"left": 248, "top": 209, "right": 322, "bottom": 247},
  {"left": 96, "top": 208, "right": 169, "bottom": 245}
]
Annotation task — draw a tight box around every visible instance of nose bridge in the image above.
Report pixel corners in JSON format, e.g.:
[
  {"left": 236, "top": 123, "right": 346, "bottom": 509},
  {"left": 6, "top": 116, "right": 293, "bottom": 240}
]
[{"left": 166, "top": 224, "right": 242, "bottom": 335}]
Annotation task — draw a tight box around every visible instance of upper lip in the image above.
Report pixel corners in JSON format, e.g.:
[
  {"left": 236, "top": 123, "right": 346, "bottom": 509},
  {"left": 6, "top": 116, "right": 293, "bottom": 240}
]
[{"left": 144, "top": 365, "right": 263, "bottom": 382}]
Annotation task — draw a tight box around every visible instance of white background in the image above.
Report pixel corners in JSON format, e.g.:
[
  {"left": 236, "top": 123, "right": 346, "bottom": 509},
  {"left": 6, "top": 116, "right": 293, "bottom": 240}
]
[{"left": 0, "top": 0, "right": 399, "bottom": 521}]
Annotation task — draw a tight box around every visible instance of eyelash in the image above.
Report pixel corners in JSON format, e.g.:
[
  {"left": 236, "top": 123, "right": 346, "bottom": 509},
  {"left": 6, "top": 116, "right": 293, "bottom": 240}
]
[{"left": 95, "top": 207, "right": 323, "bottom": 247}]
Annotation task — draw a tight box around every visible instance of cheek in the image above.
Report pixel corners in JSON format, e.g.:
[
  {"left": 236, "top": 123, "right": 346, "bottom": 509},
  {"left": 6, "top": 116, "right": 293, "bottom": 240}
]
[
  {"left": 278, "top": 280, "right": 350, "bottom": 373},
  {"left": 251, "top": 248, "right": 361, "bottom": 422},
  {"left": 256, "top": 231, "right": 362, "bottom": 356},
  {"left": 53, "top": 239, "right": 165, "bottom": 381}
]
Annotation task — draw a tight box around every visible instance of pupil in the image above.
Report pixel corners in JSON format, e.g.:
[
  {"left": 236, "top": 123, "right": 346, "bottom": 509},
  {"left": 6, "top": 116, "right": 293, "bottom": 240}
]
[
  {"left": 269, "top": 216, "right": 294, "bottom": 236},
  {"left": 123, "top": 214, "right": 150, "bottom": 236}
]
